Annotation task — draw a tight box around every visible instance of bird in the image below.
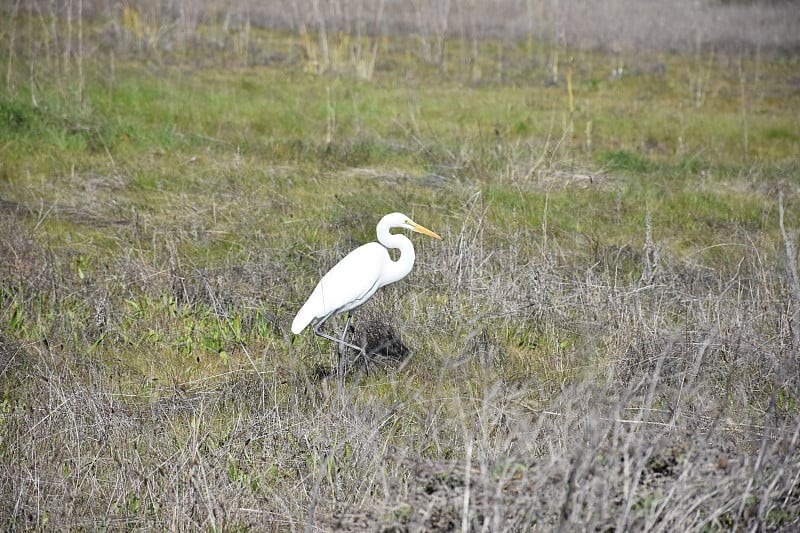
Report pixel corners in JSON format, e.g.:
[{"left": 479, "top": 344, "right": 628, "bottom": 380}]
[{"left": 291, "top": 212, "right": 442, "bottom": 388}]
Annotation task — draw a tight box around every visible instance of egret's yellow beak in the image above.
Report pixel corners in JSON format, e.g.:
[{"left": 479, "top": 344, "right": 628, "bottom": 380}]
[{"left": 409, "top": 220, "right": 442, "bottom": 240}]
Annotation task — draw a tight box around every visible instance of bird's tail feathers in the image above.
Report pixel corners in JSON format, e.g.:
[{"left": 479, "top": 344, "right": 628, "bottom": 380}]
[{"left": 291, "top": 304, "right": 315, "bottom": 334}]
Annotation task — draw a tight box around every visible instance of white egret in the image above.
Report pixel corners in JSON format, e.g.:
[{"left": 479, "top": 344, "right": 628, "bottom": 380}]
[{"left": 291, "top": 212, "right": 442, "bottom": 386}]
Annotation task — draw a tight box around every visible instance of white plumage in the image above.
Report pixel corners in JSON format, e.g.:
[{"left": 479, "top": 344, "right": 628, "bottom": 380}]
[{"left": 291, "top": 241, "right": 388, "bottom": 334}]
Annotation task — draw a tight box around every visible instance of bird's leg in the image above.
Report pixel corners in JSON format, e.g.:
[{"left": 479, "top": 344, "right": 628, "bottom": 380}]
[
  {"left": 312, "top": 315, "right": 365, "bottom": 393},
  {"left": 339, "top": 313, "right": 371, "bottom": 376},
  {"left": 312, "top": 320, "right": 363, "bottom": 353},
  {"left": 337, "top": 313, "right": 352, "bottom": 394},
  {"left": 361, "top": 350, "right": 371, "bottom": 376},
  {"left": 339, "top": 313, "right": 352, "bottom": 344}
]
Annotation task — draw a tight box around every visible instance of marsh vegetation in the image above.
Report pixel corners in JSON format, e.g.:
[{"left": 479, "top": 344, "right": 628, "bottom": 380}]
[{"left": 1, "top": 1, "right": 799, "bottom": 530}]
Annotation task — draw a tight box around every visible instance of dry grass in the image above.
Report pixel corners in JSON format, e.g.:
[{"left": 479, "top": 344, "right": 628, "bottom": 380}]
[
  {"left": 1, "top": 2, "right": 799, "bottom": 531},
  {"left": 2, "top": 191, "right": 799, "bottom": 530},
  {"left": 74, "top": 0, "right": 800, "bottom": 53}
]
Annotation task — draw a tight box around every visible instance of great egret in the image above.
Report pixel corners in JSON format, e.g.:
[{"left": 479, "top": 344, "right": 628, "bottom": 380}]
[{"left": 291, "top": 212, "right": 442, "bottom": 386}]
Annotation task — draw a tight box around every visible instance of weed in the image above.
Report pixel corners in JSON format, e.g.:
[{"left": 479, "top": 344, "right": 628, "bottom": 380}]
[{"left": 597, "top": 149, "right": 654, "bottom": 173}]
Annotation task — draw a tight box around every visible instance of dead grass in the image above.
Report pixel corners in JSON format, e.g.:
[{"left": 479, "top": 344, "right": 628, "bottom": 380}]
[
  {"left": 73, "top": 0, "right": 800, "bottom": 54},
  {"left": 1, "top": 3, "right": 799, "bottom": 531},
  {"left": 2, "top": 188, "right": 799, "bottom": 530}
]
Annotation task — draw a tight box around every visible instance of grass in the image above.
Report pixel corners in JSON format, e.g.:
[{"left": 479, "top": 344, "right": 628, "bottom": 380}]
[{"left": 1, "top": 4, "right": 800, "bottom": 531}]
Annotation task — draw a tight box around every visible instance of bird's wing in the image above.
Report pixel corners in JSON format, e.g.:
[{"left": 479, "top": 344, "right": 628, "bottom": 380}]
[{"left": 291, "top": 242, "right": 388, "bottom": 333}]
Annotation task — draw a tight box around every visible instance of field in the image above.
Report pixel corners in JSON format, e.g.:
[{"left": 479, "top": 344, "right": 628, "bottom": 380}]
[{"left": 1, "top": 1, "right": 800, "bottom": 530}]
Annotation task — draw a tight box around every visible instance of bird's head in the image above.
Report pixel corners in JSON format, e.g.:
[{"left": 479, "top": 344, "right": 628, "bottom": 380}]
[{"left": 382, "top": 212, "right": 442, "bottom": 240}]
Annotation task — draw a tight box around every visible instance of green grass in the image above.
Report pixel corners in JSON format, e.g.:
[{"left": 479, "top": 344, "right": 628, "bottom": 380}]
[{"left": 1, "top": 10, "right": 799, "bottom": 532}]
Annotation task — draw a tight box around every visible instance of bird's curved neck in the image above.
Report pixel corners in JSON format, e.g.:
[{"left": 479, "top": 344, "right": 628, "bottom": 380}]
[{"left": 378, "top": 228, "right": 415, "bottom": 286}]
